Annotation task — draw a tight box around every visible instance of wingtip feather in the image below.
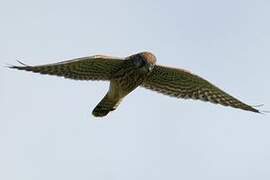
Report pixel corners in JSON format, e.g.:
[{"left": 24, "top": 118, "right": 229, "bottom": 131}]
[
  {"left": 249, "top": 104, "right": 269, "bottom": 114},
  {"left": 16, "top": 60, "right": 28, "bottom": 66},
  {"left": 7, "top": 60, "right": 30, "bottom": 70}
]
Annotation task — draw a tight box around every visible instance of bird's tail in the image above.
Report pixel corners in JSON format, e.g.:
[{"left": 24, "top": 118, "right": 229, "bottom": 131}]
[{"left": 92, "top": 94, "right": 121, "bottom": 117}]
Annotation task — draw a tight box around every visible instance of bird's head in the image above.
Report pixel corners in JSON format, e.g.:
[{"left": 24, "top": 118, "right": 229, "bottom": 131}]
[{"left": 128, "top": 52, "right": 156, "bottom": 73}]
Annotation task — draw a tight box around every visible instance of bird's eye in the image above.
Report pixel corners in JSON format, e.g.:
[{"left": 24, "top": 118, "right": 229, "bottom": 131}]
[{"left": 133, "top": 57, "right": 146, "bottom": 68}]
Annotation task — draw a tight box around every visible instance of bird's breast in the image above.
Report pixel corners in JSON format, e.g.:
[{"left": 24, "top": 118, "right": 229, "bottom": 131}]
[{"left": 111, "top": 69, "right": 147, "bottom": 98}]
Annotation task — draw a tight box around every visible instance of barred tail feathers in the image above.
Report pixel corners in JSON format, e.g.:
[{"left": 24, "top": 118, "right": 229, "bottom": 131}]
[{"left": 92, "top": 94, "right": 121, "bottom": 117}]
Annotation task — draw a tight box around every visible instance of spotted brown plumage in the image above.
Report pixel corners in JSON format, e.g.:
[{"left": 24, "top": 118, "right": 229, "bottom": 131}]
[
  {"left": 141, "top": 65, "right": 259, "bottom": 113},
  {"left": 9, "top": 51, "right": 260, "bottom": 117},
  {"left": 11, "top": 55, "right": 124, "bottom": 80}
]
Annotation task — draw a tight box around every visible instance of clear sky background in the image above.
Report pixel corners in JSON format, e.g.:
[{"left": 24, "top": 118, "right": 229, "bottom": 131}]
[{"left": 1, "top": 0, "right": 270, "bottom": 179}]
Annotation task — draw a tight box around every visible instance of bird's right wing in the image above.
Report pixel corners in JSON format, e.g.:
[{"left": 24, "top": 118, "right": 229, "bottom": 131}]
[
  {"left": 141, "top": 65, "right": 260, "bottom": 113},
  {"left": 9, "top": 55, "right": 124, "bottom": 81}
]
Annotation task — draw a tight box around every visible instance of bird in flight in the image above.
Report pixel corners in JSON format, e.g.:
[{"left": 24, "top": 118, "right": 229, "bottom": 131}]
[{"left": 10, "top": 51, "right": 261, "bottom": 117}]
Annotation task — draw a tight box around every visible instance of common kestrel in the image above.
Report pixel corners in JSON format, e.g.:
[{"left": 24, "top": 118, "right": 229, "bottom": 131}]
[{"left": 10, "top": 51, "right": 260, "bottom": 117}]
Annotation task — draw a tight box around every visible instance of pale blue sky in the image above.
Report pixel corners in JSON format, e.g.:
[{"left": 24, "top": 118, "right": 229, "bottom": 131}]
[{"left": 1, "top": 0, "right": 270, "bottom": 179}]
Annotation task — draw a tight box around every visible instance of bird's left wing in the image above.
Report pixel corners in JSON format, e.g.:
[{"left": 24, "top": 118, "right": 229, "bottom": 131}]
[
  {"left": 9, "top": 55, "right": 124, "bottom": 81},
  {"left": 141, "top": 65, "right": 260, "bottom": 113}
]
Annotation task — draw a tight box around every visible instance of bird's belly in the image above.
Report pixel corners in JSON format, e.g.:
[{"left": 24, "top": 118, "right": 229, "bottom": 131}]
[{"left": 110, "top": 75, "right": 145, "bottom": 99}]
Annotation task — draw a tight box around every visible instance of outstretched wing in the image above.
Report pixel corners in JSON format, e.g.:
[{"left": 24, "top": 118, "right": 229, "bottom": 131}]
[
  {"left": 9, "top": 55, "right": 124, "bottom": 81},
  {"left": 141, "top": 65, "right": 259, "bottom": 113}
]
